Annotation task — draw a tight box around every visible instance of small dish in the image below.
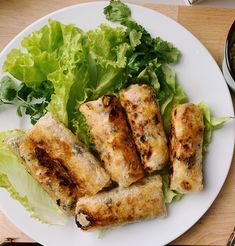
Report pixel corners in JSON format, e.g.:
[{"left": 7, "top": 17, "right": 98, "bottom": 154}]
[{"left": 223, "top": 20, "right": 235, "bottom": 92}]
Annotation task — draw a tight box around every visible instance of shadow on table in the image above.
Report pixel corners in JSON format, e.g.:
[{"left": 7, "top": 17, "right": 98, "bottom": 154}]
[{"left": 1, "top": 243, "right": 42, "bottom": 246}]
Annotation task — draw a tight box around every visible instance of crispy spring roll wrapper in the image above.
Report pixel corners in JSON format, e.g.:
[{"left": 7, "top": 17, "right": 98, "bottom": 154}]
[
  {"left": 75, "top": 175, "right": 166, "bottom": 230},
  {"left": 17, "top": 113, "right": 110, "bottom": 213},
  {"left": 120, "top": 84, "right": 169, "bottom": 172},
  {"left": 80, "top": 95, "right": 144, "bottom": 187},
  {"left": 6, "top": 132, "right": 80, "bottom": 215},
  {"left": 170, "top": 103, "right": 204, "bottom": 193}
]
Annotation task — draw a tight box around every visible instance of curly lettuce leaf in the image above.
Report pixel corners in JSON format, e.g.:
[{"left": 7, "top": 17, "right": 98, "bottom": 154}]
[
  {"left": 3, "top": 20, "right": 85, "bottom": 126},
  {"left": 3, "top": 20, "right": 63, "bottom": 88},
  {"left": 3, "top": 49, "right": 47, "bottom": 87},
  {"left": 103, "top": 1, "right": 184, "bottom": 134},
  {"left": 67, "top": 24, "right": 130, "bottom": 144},
  {"left": 136, "top": 65, "right": 186, "bottom": 133},
  {"left": 47, "top": 69, "right": 74, "bottom": 126},
  {"left": 3, "top": 10, "right": 183, "bottom": 140},
  {"left": 0, "top": 130, "right": 66, "bottom": 224},
  {"left": 87, "top": 24, "right": 129, "bottom": 69},
  {"left": 198, "top": 102, "right": 231, "bottom": 154}
]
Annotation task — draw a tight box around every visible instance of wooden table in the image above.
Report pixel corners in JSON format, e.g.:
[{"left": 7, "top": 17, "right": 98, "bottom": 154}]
[{"left": 0, "top": 1, "right": 234, "bottom": 245}]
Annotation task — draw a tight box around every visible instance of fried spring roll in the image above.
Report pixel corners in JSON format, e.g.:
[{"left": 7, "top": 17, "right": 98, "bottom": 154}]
[
  {"left": 170, "top": 103, "right": 204, "bottom": 193},
  {"left": 17, "top": 113, "right": 110, "bottom": 213},
  {"left": 80, "top": 95, "right": 144, "bottom": 187},
  {"left": 6, "top": 132, "right": 80, "bottom": 214},
  {"left": 75, "top": 175, "right": 166, "bottom": 230},
  {"left": 120, "top": 84, "right": 168, "bottom": 172}
]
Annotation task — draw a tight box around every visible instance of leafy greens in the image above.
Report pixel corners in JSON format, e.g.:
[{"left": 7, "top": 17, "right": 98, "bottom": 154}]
[
  {"left": 0, "top": 131, "right": 66, "bottom": 224},
  {"left": 0, "top": 76, "right": 54, "bottom": 124},
  {"left": 198, "top": 102, "right": 231, "bottom": 155},
  {"left": 0, "top": 0, "right": 228, "bottom": 210},
  {"left": 2, "top": 1, "right": 185, "bottom": 138}
]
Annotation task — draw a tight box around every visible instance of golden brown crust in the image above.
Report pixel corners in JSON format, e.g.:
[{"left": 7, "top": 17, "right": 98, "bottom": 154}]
[
  {"left": 120, "top": 84, "right": 169, "bottom": 172},
  {"left": 6, "top": 132, "right": 79, "bottom": 214},
  {"left": 169, "top": 103, "right": 204, "bottom": 193},
  {"left": 80, "top": 95, "right": 144, "bottom": 187},
  {"left": 75, "top": 175, "right": 166, "bottom": 230},
  {"left": 17, "top": 113, "right": 110, "bottom": 214}
]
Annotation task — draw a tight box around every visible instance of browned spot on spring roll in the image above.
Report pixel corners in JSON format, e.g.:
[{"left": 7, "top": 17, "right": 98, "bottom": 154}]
[
  {"left": 80, "top": 95, "right": 144, "bottom": 187},
  {"left": 120, "top": 84, "right": 168, "bottom": 172},
  {"left": 170, "top": 103, "right": 204, "bottom": 193},
  {"left": 6, "top": 132, "right": 80, "bottom": 214},
  {"left": 75, "top": 175, "right": 166, "bottom": 230},
  {"left": 15, "top": 113, "right": 110, "bottom": 213}
]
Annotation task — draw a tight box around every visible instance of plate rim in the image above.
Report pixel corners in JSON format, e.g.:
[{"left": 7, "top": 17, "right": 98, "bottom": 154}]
[{"left": 0, "top": 1, "right": 234, "bottom": 245}]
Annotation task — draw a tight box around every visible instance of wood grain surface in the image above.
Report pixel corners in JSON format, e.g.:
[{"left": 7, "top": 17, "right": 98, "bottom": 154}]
[{"left": 0, "top": 1, "right": 235, "bottom": 245}]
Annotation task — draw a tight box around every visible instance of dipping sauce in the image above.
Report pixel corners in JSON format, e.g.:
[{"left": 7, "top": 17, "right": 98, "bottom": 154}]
[{"left": 230, "top": 43, "right": 235, "bottom": 74}]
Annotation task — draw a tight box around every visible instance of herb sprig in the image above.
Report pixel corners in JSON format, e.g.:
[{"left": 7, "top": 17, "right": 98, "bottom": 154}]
[{"left": 0, "top": 76, "right": 54, "bottom": 124}]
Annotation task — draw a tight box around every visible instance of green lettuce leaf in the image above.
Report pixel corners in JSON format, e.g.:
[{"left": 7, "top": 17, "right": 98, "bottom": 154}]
[
  {"left": 47, "top": 69, "right": 74, "bottom": 125},
  {"left": 103, "top": 1, "right": 184, "bottom": 134},
  {"left": 3, "top": 49, "right": 47, "bottom": 87},
  {"left": 3, "top": 20, "right": 85, "bottom": 126},
  {"left": 40, "top": 22, "right": 85, "bottom": 125},
  {"left": 156, "top": 168, "right": 183, "bottom": 204},
  {"left": 198, "top": 102, "right": 231, "bottom": 154},
  {"left": 3, "top": 20, "right": 64, "bottom": 88},
  {"left": 0, "top": 76, "right": 17, "bottom": 102},
  {"left": 157, "top": 65, "right": 187, "bottom": 133},
  {"left": 162, "top": 173, "right": 183, "bottom": 203},
  {"left": 66, "top": 24, "right": 130, "bottom": 144},
  {"left": 87, "top": 24, "right": 129, "bottom": 69},
  {"left": 3, "top": 11, "right": 183, "bottom": 140},
  {"left": 161, "top": 83, "right": 187, "bottom": 133},
  {"left": 0, "top": 130, "right": 66, "bottom": 224}
]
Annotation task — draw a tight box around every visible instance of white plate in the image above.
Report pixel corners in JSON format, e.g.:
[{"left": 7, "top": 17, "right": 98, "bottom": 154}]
[{"left": 0, "top": 2, "right": 234, "bottom": 246}]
